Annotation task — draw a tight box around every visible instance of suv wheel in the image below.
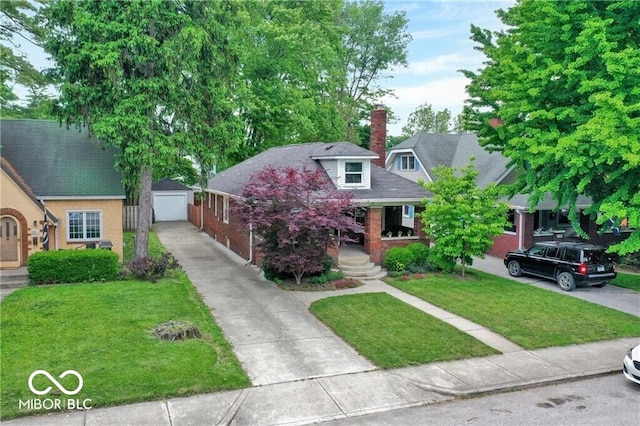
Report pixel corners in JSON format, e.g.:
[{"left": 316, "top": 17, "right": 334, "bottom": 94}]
[
  {"left": 556, "top": 272, "right": 576, "bottom": 291},
  {"left": 507, "top": 260, "right": 523, "bottom": 277}
]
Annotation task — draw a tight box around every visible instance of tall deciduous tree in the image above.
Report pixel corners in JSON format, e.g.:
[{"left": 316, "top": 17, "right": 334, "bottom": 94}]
[
  {"left": 229, "top": 0, "right": 345, "bottom": 166},
  {"left": 419, "top": 161, "right": 509, "bottom": 277},
  {"left": 1, "top": 0, "right": 52, "bottom": 115},
  {"left": 401, "top": 102, "right": 457, "bottom": 137},
  {"left": 236, "top": 166, "right": 363, "bottom": 285},
  {"left": 339, "top": 0, "right": 411, "bottom": 142},
  {"left": 43, "top": 0, "right": 244, "bottom": 260},
  {"left": 461, "top": 0, "right": 640, "bottom": 254}
]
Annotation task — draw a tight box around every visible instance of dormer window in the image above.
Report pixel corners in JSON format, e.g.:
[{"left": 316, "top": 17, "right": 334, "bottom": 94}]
[
  {"left": 399, "top": 154, "right": 416, "bottom": 171},
  {"left": 345, "top": 162, "right": 363, "bottom": 184}
]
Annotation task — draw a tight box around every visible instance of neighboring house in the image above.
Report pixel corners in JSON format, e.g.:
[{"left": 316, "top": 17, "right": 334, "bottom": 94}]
[
  {"left": 386, "top": 132, "right": 631, "bottom": 257},
  {"left": 1, "top": 120, "right": 126, "bottom": 268},
  {"left": 151, "top": 178, "right": 194, "bottom": 222},
  {"left": 189, "top": 107, "right": 430, "bottom": 265}
]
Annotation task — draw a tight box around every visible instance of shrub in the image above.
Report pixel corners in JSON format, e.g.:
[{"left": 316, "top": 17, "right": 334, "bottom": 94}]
[
  {"left": 427, "top": 245, "right": 456, "bottom": 273},
  {"left": 311, "top": 269, "right": 345, "bottom": 285},
  {"left": 618, "top": 252, "right": 640, "bottom": 270},
  {"left": 382, "top": 247, "right": 411, "bottom": 272},
  {"left": 383, "top": 244, "right": 430, "bottom": 273},
  {"left": 127, "top": 253, "right": 181, "bottom": 282},
  {"left": 406, "top": 243, "right": 429, "bottom": 265},
  {"left": 28, "top": 249, "right": 120, "bottom": 285}
]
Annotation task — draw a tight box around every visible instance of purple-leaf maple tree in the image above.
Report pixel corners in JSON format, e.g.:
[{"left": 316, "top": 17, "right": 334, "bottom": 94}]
[{"left": 235, "top": 165, "right": 363, "bottom": 284}]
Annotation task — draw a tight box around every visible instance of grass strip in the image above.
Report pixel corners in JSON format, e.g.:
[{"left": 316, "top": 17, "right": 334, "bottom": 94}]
[
  {"left": 385, "top": 269, "right": 640, "bottom": 350},
  {"left": 1, "top": 260, "right": 249, "bottom": 420},
  {"left": 611, "top": 272, "right": 640, "bottom": 292},
  {"left": 310, "top": 292, "right": 498, "bottom": 369}
]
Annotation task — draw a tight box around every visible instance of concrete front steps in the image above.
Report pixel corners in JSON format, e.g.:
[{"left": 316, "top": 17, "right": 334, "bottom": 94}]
[
  {"left": 0, "top": 267, "right": 29, "bottom": 289},
  {"left": 338, "top": 249, "right": 387, "bottom": 280}
]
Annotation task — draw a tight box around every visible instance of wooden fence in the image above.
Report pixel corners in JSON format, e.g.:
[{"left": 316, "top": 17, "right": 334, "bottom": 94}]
[{"left": 123, "top": 206, "right": 138, "bottom": 231}]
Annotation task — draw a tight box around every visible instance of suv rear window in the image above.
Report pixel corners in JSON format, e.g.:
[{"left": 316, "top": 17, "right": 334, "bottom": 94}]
[
  {"left": 563, "top": 249, "right": 579, "bottom": 262},
  {"left": 583, "top": 250, "right": 605, "bottom": 264}
]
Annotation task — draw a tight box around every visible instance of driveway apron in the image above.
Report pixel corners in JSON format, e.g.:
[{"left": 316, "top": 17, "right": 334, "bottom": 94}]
[{"left": 153, "top": 222, "right": 375, "bottom": 386}]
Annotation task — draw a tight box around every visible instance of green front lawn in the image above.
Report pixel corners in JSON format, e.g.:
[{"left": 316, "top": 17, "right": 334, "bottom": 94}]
[
  {"left": 0, "top": 271, "right": 249, "bottom": 420},
  {"left": 612, "top": 271, "right": 640, "bottom": 292},
  {"left": 385, "top": 269, "right": 640, "bottom": 350},
  {"left": 310, "top": 293, "right": 499, "bottom": 369}
]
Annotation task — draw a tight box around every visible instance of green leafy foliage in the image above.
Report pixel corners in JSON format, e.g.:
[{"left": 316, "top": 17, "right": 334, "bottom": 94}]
[
  {"left": 382, "top": 243, "right": 430, "bottom": 272},
  {"left": 401, "top": 103, "right": 462, "bottom": 137},
  {"left": 419, "top": 161, "right": 509, "bottom": 276},
  {"left": 462, "top": 0, "right": 640, "bottom": 254},
  {"left": 27, "top": 249, "right": 120, "bottom": 285},
  {"left": 42, "top": 0, "right": 246, "bottom": 260},
  {"left": 338, "top": 0, "right": 411, "bottom": 142}
]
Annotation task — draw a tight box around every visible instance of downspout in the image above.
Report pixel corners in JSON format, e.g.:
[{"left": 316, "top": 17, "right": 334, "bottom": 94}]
[
  {"left": 200, "top": 193, "right": 204, "bottom": 230},
  {"left": 517, "top": 209, "right": 524, "bottom": 250},
  {"left": 248, "top": 221, "right": 253, "bottom": 265}
]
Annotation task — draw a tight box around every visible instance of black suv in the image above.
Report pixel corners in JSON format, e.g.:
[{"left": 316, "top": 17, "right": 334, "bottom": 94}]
[{"left": 503, "top": 241, "right": 616, "bottom": 291}]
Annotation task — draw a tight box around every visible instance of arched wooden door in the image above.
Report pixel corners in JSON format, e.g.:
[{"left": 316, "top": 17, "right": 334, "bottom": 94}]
[{"left": 0, "top": 216, "right": 21, "bottom": 268}]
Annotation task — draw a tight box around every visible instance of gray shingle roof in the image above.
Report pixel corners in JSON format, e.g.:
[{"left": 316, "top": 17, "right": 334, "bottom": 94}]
[
  {"left": 207, "top": 142, "right": 428, "bottom": 203},
  {"left": 152, "top": 178, "right": 192, "bottom": 191},
  {"left": 1, "top": 119, "right": 125, "bottom": 199},
  {"left": 390, "top": 133, "right": 512, "bottom": 188}
]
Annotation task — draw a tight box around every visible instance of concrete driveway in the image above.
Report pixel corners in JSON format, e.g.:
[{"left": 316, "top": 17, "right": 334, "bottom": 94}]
[
  {"left": 152, "top": 222, "right": 374, "bottom": 386},
  {"left": 472, "top": 256, "right": 640, "bottom": 317}
]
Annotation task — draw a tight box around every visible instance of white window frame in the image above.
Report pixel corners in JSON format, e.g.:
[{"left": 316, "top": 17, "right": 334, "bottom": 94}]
[
  {"left": 400, "top": 155, "right": 416, "bottom": 171},
  {"left": 344, "top": 161, "right": 363, "bottom": 186},
  {"left": 402, "top": 205, "right": 414, "bottom": 218},
  {"left": 222, "top": 196, "right": 229, "bottom": 224},
  {"left": 67, "top": 210, "right": 103, "bottom": 241}
]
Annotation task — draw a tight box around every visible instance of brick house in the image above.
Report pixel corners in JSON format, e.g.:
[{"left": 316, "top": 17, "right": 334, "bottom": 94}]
[
  {"left": 1, "top": 120, "right": 126, "bottom": 268},
  {"left": 189, "top": 107, "right": 429, "bottom": 266},
  {"left": 386, "top": 132, "right": 632, "bottom": 258}
]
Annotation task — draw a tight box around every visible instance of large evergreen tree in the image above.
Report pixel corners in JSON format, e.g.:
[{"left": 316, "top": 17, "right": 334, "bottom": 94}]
[
  {"left": 43, "top": 0, "right": 244, "bottom": 260},
  {"left": 461, "top": 0, "right": 640, "bottom": 254}
]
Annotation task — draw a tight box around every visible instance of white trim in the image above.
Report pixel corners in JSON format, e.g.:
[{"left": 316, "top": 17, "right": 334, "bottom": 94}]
[
  {"left": 222, "top": 196, "right": 230, "bottom": 224},
  {"left": 311, "top": 155, "right": 378, "bottom": 160},
  {"left": 66, "top": 209, "right": 103, "bottom": 242},
  {"left": 40, "top": 195, "right": 125, "bottom": 200}
]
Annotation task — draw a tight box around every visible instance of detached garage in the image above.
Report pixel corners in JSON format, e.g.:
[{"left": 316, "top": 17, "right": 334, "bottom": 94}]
[{"left": 151, "top": 179, "right": 194, "bottom": 221}]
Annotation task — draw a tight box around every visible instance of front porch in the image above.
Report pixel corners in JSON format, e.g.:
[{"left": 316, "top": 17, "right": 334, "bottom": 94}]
[{"left": 333, "top": 205, "right": 429, "bottom": 274}]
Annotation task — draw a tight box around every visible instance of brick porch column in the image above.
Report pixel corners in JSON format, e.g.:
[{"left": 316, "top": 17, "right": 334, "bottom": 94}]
[{"left": 364, "top": 207, "right": 383, "bottom": 264}]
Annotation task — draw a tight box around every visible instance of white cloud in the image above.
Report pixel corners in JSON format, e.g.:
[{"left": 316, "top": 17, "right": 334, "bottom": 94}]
[
  {"left": 394, "top": 53, "right": 477, "bottom": 75},
  {"left": 382, "top": 76, "right": 470, "bottom": 135}
]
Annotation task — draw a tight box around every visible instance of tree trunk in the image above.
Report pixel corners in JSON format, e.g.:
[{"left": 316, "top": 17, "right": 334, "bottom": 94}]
[{"left": 134, "top": 165, "right": 153, "bottom": 261}]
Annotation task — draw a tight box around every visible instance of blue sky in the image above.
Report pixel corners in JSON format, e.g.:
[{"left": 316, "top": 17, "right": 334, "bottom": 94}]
[{"left": 381, "top": 0, "right": 514, "bottom": 136}]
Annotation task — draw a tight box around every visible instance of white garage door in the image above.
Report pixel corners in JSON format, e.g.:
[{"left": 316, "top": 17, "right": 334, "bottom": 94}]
[{"left": 153, "top": 193, "right": 187, "bottom": 221}]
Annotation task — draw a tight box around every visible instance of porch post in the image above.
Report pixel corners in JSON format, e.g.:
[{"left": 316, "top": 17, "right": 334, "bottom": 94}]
[{"left": 364, "top": 207, "right": 383, "bottom": 264}]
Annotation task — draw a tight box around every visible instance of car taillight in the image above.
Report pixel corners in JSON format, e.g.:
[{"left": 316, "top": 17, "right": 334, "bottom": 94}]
[{"left": 578, "top": 263, "right": 588, "bottom": 275}]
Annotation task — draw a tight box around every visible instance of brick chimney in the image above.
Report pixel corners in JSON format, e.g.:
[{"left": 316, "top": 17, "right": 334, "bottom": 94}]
[{"left": 370, "top": 104, "right": 387, "bottom": 168}]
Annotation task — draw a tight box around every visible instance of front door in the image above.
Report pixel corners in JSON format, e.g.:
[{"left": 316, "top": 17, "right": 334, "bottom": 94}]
[{"left": 0, "top": 216, "right": 21, "bottom": 268}]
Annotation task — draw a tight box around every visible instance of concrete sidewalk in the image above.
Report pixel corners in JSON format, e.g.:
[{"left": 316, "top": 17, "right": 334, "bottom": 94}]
[
  {"left": 6, "top": 338, "right": 635, "bottom": 426},
  {"left": 5, "top": 223, "right": 638, "bottom": 425}
]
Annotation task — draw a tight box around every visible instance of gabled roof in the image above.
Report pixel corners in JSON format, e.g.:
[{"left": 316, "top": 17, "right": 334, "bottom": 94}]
[
  {"left": 207, "top": 142, "right": 429, "bottom": 203},
  {"left": 1, "top": 157, "right": 59, "bottom": 222},
  {"left": 387, "top": 133, "right": 512, "bottom": 188},
  {"left": 0, "top": 120, "right": 125, "bottom": 199},
  {"left": 152, "top": 178, "right": 192, "bottom": 191}
]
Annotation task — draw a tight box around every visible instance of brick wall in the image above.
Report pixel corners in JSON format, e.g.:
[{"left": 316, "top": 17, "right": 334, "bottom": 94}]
[{"left": 195, "top": 193, "right": 253, "bottom": 263}]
